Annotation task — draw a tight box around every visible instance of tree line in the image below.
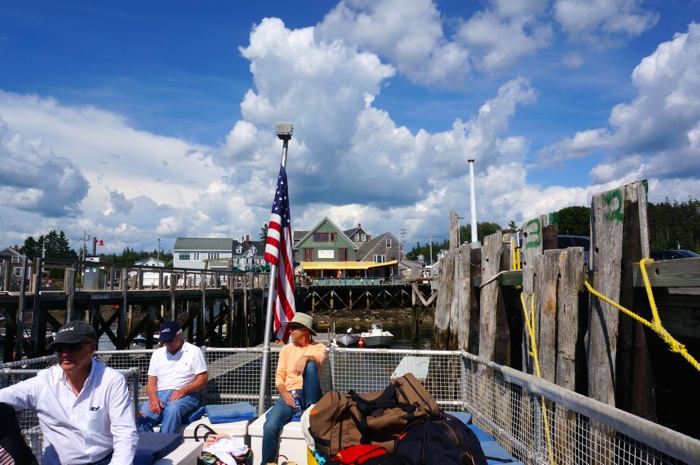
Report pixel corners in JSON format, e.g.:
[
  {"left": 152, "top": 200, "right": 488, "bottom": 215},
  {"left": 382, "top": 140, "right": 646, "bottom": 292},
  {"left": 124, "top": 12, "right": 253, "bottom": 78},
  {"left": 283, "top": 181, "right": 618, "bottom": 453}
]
[
  {"left": 15, "top": 232, "right": 173, "bottom": 265},
  {"left": 406, "top": 198, "right": 700, "bottom": 263}
]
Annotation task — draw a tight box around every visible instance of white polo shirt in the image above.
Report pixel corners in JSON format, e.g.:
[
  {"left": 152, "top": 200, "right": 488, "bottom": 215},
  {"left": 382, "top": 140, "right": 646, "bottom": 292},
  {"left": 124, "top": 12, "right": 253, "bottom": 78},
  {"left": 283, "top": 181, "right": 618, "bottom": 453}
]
[
  {"left": 0, "top": 359, "right": 138, "bottom": 465},
  {"left": 148, "top": 341, "right": 207, "bottom": 391}
]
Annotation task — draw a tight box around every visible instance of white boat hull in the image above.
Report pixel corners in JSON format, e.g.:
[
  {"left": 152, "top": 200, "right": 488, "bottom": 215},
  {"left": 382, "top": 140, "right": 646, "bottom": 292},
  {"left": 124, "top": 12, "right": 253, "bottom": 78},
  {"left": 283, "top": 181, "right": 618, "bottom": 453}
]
[
  {"left": 337, "top": 334, "right": 359, "bottom": 346},
  {"left": 360, "top": 333, "right": 393, "bottom": 347}
]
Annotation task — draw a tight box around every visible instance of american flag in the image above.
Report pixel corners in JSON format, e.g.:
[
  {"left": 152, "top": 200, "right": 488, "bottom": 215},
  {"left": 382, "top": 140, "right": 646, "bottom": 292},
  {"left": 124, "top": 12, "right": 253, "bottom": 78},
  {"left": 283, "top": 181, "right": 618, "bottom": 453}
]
[{"left": 264, "top": 164, "right": 296, "bottom": 342}]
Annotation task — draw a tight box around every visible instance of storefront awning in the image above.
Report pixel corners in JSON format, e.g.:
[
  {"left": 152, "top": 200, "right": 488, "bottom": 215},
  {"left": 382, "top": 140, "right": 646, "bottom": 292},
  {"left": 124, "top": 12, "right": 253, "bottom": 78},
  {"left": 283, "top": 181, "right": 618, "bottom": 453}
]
[{"left": 299, "top": 260, "right": 398, "bottom": 271}]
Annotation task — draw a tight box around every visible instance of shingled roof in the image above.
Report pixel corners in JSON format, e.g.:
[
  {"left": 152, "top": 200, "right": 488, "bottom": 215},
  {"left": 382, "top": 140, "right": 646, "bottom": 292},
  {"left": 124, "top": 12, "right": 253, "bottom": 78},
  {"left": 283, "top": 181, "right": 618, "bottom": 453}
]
[{"left": 173, "top": 238, "right": 233, "bottom": 251}]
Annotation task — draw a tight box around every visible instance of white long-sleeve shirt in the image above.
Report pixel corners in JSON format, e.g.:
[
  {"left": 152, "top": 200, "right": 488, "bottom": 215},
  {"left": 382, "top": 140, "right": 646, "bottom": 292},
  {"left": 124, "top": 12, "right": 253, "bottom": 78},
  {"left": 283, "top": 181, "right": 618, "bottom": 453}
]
[{"left": 0, "top": 359, "right": 138, "bottom": 465}]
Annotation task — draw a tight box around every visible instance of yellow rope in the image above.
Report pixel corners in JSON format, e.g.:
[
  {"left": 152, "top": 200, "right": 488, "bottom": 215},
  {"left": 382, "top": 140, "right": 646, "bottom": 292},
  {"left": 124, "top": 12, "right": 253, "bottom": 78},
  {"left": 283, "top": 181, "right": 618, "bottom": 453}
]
[
  {"left": 520, "top": 292, "right": 556, "bottom": 465},
  {"left": 513, "top": 257, "right": 698, "bottom": 465},
  {"left": 584, "top": 257, "right": 700, "bottom": 372}
]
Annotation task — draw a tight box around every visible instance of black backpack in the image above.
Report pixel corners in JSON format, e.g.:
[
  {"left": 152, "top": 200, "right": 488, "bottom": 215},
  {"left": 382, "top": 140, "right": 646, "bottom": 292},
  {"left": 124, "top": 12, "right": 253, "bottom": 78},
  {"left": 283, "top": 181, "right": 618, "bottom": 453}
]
[
  {"left": 394, "top": 413, "right": 487, "bottom": 465},
  {"left": 361, "top": 453, "right": 412, "bottom": 465}
]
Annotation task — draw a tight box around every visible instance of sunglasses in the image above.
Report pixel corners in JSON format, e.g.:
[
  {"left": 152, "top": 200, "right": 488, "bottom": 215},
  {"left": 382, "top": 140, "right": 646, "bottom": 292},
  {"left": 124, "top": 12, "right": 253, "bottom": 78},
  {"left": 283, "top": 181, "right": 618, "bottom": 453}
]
[
  {"left": 53, "top": 341, "right": 90, "bottom": 353},
  {"left": 289, "top": 324, "right": 304, "bottom": 331}
]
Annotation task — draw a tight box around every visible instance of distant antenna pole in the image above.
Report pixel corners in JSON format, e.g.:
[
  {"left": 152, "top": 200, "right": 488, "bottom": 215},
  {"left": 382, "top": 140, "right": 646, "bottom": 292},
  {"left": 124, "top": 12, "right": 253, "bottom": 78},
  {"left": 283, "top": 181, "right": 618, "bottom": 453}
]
[
  {"left": 468, "top": 159, "right": 478, "bottom": 244},
  {"left": 82, "top": 230, "right": 89, "bottom": 261},
  {"left": 429, "top": 233, "right": 433, "bottom": 265}
]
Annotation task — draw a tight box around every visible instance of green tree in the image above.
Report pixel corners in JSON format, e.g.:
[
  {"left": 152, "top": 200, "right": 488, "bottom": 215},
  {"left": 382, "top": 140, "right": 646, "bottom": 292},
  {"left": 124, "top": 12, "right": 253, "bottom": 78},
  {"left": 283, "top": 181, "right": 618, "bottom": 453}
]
[
  {"left": 558, "top": 206, "right": 591, "bottom": 236},
  {"left": 648, "top": 198, "right": 700, "bottom": 251},
  {"left": 460, "top": 221, "right": 503, "bottom": 243},
  {"left": 23, "top": 230, "right": 77, "bottom": 260},
  {"left": 19, "top": 236, "right": 41, "bottom": 259},
  {"left": 407, "top": 221, "right": 503, "bottom": 263},
  {"left": 260, "top": 223, "right": 269, "bottom": 242},
  {"left": 119, "top": 247, "right": 142, "bottom": 263}
]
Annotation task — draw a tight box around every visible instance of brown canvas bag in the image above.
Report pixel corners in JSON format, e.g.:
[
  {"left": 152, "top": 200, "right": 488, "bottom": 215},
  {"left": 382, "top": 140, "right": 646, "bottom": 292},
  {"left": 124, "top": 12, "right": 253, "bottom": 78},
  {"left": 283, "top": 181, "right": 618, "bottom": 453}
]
[{"left": 308, "top": 373, "right": 440, "bottom": 457}]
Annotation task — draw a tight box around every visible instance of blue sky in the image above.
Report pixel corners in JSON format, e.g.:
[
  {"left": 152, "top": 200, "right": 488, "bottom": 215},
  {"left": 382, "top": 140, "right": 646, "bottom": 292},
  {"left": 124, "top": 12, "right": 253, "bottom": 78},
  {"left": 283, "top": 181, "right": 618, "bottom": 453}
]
[{"left": 1, "top": 0, "right": 699, "bottom": 254}]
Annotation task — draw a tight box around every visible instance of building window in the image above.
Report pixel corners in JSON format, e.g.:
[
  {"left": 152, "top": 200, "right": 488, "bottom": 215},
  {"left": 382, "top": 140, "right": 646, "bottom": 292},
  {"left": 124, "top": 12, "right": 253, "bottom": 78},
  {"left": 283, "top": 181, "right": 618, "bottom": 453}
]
[
  {"left": 236, "top": 245, "right": 243, "bottom": 254},
  {"left": 313, "top": 232, "right": 337, "bottom": 242},
  {"left": 385, "top": 238, "right": 392, "bottom": 248},
  {"left": 13, "top": 267, "right": 22, "bottom": 276},
  {"left": 180, "top": 253, "right": 190, "bottom": 260},
  {"left": 193, "top": 252, "right": 200, "bottom": 260},
  {"left": 338, "top": 248, "right": 348, "bottom": 261},
  {"left": 209, "top": 252, "right": 220, "bottom": 259},
  {"left": 373, "top": 255, "right": 386, "bottom": 263},
  {"left": 361, "top": 234, "right": 367, "bottom": 241},
  {"left": 303, "top": 248, "right": 314, "bottom": 261},
  {"left": 11, "top": 256, "right": 19, "bottom": 263}
]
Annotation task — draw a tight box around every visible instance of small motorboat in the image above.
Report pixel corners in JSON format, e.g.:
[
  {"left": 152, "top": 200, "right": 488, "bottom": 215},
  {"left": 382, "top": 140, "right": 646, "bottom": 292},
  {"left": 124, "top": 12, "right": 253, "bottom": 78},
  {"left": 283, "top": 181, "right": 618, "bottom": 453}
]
[
  {"left": 359, "top": 323, "right": 393, "bottom": 348},
  {"left": 336, "top": 328, "right": 359, "bottom": 347}
]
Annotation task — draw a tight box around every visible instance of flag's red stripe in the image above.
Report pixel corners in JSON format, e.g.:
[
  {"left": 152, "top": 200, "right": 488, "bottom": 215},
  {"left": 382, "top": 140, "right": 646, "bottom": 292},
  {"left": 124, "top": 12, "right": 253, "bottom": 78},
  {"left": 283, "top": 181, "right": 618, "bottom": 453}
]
[{"left": 264, "top": 165, "right": 296, "bottom": 342}]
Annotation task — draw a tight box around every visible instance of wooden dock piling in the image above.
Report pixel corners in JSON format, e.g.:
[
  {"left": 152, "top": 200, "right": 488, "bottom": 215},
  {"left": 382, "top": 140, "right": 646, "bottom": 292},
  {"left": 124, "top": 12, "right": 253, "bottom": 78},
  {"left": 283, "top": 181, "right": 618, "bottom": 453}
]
[{"left": 433, "top": 179, "right": 700, "bottom": 439}]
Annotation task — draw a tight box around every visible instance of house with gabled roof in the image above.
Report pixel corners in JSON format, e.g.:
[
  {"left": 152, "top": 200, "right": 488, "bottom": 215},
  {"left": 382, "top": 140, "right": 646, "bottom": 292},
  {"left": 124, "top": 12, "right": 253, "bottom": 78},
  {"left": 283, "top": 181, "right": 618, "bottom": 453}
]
[
  {"left": 343, "top": 223, "right": 371, "bottom": 244},
  {"left": 293, "top": 218, "right": 399, "bottom": 280},
  {"left": 173, "top": 238, "right": 234, "bottom": 270},
  {"left": 0, "top": 247, "right": 32, "bottom": 291},
  {"left": 173, "top": 236, "right": 266, "bottom": 271},
  {"left": 232, "top": 236, "right": 267, "bottom": 271},
  {"left": 356, "top": 231, "right": 401, "bottom": 265},
  {"left": 134, "top": 258, "right": 165, "bottom": 268}
]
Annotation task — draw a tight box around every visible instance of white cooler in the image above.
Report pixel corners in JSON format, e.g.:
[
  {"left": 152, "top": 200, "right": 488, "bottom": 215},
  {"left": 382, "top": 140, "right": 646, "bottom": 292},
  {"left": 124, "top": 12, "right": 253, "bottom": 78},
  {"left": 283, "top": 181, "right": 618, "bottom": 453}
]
[
  {"left": 249, "top": 411, "right": 309, "bottom": 465},
  {"left": 183, "top": 416, "right": 252, "bottom": 445}
]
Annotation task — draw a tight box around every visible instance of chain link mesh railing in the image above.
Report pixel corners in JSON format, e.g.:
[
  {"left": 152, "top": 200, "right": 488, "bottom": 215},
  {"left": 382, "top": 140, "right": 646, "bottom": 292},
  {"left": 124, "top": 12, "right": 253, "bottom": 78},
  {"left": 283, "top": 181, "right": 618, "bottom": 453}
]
[
  {"left": 458, "top": 352, "right": 700, "bottom": 465},
  {"left": 0, "top": 359, "right": 140, "bottom": 461},
  {"left": 3, "top": 347, "right": 699, "bottom": 464}
]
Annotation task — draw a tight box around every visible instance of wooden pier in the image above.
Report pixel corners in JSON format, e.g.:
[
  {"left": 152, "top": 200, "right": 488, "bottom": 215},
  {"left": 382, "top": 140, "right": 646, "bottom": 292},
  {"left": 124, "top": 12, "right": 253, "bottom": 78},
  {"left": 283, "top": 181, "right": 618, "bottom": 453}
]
[{"left": 0, "top": 257, "right": 434, "bottom": 361}]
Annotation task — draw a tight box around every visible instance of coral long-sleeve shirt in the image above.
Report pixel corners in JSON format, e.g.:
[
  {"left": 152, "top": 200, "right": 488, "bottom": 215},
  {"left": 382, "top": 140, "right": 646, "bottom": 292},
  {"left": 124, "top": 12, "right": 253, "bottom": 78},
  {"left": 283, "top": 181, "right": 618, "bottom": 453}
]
[{"left": 275, "top": 341, "right": 327, "bottom": 392}]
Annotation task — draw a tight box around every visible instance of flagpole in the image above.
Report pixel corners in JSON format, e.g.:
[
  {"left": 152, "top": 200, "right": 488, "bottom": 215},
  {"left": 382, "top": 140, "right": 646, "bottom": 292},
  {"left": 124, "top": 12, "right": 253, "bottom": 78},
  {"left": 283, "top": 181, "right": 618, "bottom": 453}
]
[{"left": 258, "top": 122, "right": 293, "bottom": 416}]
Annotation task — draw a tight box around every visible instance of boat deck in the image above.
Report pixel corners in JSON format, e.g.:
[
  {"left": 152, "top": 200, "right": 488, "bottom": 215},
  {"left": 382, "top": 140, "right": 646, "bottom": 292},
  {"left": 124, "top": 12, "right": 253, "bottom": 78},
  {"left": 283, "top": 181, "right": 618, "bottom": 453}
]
[{"left": 3, "top": 347, "right": 700, "bottom": 464}]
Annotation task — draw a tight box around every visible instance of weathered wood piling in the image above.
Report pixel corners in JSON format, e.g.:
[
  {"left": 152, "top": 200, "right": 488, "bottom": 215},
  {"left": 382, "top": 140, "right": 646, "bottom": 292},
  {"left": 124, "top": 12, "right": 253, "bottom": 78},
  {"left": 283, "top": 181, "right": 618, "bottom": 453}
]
[{"left": 432, "top": 179, "right": 700, "bottom": 439}]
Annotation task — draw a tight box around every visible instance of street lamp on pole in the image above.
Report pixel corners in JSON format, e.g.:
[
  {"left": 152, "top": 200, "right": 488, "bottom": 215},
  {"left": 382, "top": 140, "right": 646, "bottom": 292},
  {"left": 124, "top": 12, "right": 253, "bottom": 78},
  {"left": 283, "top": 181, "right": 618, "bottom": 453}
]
[{"left": 157, "top": 238, "right": 161, "bottom": 261}]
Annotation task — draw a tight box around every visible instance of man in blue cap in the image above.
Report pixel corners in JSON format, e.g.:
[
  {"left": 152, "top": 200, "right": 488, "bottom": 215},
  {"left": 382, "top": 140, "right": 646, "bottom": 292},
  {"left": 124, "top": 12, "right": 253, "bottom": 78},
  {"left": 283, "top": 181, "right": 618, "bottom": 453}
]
[{"left": 138, "top": 320, "right": 208, "bottom": 433}]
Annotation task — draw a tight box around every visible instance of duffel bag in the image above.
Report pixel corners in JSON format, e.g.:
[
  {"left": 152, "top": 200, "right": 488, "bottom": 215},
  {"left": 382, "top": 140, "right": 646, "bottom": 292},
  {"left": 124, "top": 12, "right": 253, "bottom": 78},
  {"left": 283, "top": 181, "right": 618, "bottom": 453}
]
[
  {"left": 308, "top": 390, "right": 360, "bottom": 457},
  {"left": 392, "top": 373, "right": 440, "bottom": 415},
  {"left": 394, "top": 413, "right": 487, "bottom": 465},
  {"left": 309, "top": 373, "right": 440, "bottom": 457}
]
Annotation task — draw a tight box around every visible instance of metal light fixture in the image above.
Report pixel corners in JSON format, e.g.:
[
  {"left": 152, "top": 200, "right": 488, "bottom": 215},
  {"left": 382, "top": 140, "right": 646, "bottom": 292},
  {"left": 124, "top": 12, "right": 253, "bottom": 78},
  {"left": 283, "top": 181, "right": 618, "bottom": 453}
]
[{"left": 275, "top": 122, "right": 293, "bottom": 140}]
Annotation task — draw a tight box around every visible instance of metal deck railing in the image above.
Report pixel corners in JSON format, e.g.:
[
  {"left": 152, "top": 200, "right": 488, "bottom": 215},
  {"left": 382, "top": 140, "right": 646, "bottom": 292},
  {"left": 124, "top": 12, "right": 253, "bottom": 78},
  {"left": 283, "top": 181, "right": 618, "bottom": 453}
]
[
  {"left": 3, "top": 347, "right": 700, "bottom": 464},
  {"left": 0, "top": 359, "right": 140, "bottom": 461}
]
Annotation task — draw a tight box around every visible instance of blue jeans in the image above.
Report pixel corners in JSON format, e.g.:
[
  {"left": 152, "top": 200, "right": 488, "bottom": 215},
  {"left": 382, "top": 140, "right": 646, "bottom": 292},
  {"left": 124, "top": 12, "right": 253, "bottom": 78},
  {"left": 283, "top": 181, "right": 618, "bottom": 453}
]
[
  {"left": 261, "top": 361, "right": 322, "bottom": 465},
  {"left": 138, "top": 389, "right": 200, "bottom": 434}
]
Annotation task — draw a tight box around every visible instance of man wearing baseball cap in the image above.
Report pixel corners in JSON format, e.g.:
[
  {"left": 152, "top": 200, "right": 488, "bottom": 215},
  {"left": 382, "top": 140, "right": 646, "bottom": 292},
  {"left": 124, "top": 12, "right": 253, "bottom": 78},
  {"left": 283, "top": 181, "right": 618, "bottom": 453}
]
[
  {"left": 261, "top": 312, "right": 326, "bottom": 465},
  {"left": 138, "top": 320, "right": 208, "bottom": 433},
  {"left": 0, "top": 320, "right": 138, "bottom": 464}
]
